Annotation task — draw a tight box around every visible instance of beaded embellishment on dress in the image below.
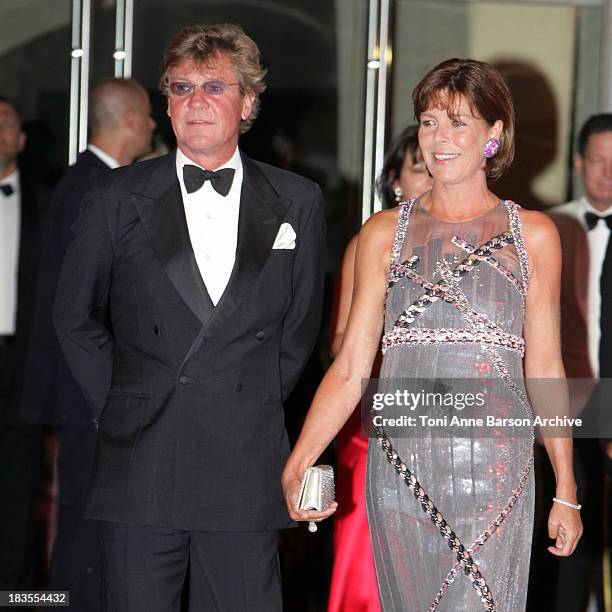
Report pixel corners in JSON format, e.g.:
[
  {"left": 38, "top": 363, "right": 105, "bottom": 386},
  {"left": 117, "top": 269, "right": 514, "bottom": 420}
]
[{"left": 366, "top": 199, "right": 535, "bottom": 612}]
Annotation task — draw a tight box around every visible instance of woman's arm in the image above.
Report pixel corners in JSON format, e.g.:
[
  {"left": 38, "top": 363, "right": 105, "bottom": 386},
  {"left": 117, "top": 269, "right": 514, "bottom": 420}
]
[
  {"left": 521, "top": 209, "right": 583, "bottom": 557},
  {"left": 282, "top": 210, "right": 397, "bottom": 523},
  {"left": 329, "top": 235, "right": 359, "bottom": 358}
]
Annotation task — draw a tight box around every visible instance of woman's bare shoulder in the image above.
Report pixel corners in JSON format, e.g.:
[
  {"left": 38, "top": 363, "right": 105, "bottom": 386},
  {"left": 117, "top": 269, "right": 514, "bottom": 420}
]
[
  {"left": 516, "top": 206, "right": 560, "bottom": 247},
  {"left": 353, "top": 207, "right": 401, "bottom": 274},
  {"left": 358, "top": 206, "right": 400, "bottom": 246}
]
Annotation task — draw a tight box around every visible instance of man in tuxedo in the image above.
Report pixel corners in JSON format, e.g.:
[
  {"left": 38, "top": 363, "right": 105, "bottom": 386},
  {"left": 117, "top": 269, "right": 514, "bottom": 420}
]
[
  {"left": 22, "top": 78, "right": 155, "bottom": 611},
  {"left": 548, "top": 113, "right": 612, "bottom": 611},
  {"left": 54, "top": 23, "right": 325, "bottom": 611},
  {"left": 0, "top": 97, "right": 42, "bottom": 591}
]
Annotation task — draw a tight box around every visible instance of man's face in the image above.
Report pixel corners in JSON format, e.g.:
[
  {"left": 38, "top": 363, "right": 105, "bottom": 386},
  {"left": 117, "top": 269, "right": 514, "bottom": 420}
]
[
  {"left": 166, "top": 53, "right": 254, "bottom": 168},
  {"left": 574, "top": 130, "right": 612, "bottom": 211},
  {"left": 128, "top": 91, "right": 156, "bottom": 160},
  {"left": 0, "top": 102, "right": 25, "bottom": 178}
]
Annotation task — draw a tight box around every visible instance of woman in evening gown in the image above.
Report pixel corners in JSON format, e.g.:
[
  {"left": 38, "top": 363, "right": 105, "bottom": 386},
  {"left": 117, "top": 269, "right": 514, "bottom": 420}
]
[
  {"left": 328, "top": 125, "right": 432, "bottom": 612},
  {"left": 282, "top": 58, "right": 582, "bottom": 611}
]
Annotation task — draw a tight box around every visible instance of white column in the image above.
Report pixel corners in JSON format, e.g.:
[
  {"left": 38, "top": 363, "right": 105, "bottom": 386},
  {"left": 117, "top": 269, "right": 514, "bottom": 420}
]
[
  {"left": 114, "top": 0, "right": 134, "bottom": 78},
  {"left": 362, "top": 0, "right": 392, "bottom": 223},
  {"left": 68, "top": 0, "right": 91, "bottom": 164}
]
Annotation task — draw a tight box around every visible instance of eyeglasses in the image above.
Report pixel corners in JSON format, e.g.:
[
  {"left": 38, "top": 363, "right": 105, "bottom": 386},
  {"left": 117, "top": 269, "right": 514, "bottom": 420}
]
[{"left": 168, "top": 80, "right": 241, "bottom": 97}]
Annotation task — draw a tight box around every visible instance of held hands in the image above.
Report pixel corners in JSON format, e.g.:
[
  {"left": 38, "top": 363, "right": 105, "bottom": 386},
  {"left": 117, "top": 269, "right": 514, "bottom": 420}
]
[
  {"left": 547, "top": 501, "right": 583, "bottom": 557},
  {"left": 281, "top": 469, "right": 338, "bottom": 525}
]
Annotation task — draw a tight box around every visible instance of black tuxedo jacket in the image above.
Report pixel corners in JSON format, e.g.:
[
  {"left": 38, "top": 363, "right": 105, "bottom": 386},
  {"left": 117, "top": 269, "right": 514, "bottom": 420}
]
[
  {"left": 0, "top": 177, "right": 41, "bottom": 426},
  {"left": 549, "top": 202, "right": 612, "bottom": 440},
  {"left": 22, "top": 150, "right": 110, "bottom": 426},
  {"left": 53, "top": 150, "right": 326, "bottom": 531}
]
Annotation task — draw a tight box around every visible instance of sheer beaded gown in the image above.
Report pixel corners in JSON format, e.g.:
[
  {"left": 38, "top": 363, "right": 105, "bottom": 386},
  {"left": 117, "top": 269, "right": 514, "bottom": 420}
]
[{"left": 366, "top": 199, "right": 535, "bottom": 612}]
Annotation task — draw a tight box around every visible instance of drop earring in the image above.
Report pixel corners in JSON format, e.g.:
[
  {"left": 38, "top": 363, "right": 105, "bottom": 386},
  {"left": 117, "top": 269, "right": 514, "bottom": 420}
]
[
  {"left": 394, "top": 186, "right": 404, "bottom": 203},
  {"left": 484, "top": 138, "right": 500, "bottom": 158}
]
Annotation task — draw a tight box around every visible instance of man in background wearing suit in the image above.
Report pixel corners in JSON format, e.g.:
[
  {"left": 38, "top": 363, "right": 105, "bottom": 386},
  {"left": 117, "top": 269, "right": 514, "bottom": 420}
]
[
  {"left": 549, "top": 113, "right": 612, "bottom": 611},
  {"left": 0, "top": 97, "right": 42, "bottom": 591},
  {"left": 21, "top": 78, "right": 154, "bottom": 611},
  {"left": 54, "top": 23, "right": 325, "bottom": 611}
]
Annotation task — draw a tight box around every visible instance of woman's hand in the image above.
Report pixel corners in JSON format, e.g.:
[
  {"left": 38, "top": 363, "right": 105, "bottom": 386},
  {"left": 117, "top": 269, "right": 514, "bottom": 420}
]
[
  {"left": 278, "top": 211, "right": 396, "bottom": 527},
  {"left": 547, "top": 502, "right": 583, "bottom": 556},
  {"left": 281, "top": 468, "right": 338, "bottom": 524}
]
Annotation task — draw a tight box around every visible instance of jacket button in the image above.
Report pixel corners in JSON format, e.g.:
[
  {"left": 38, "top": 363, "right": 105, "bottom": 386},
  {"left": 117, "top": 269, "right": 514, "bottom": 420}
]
[
  {"left": 255, "top": 330, "right": 265, "bottom": 340},
  {"left": 179, "top": 376, "right": 193, "bottom": 385},
  {"left": 235, "top": 382, "right": 243, "bottom": 392},
  {"left": 153, "top": 326, "right": 160, "bottom": 336}
]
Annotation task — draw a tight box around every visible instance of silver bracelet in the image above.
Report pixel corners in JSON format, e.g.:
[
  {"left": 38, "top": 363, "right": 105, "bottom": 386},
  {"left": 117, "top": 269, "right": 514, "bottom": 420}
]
[{"left": 553, "top": 497, "right": 582, "bottom": 510}]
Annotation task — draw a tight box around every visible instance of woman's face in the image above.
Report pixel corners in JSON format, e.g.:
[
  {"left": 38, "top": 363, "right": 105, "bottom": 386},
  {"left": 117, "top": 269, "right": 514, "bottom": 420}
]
[
  {"left": 396, "top": 147, "right": 433, "bottom": 199},
  {"left": 418, "top": 92, "right": 502, "bottom": 187}
]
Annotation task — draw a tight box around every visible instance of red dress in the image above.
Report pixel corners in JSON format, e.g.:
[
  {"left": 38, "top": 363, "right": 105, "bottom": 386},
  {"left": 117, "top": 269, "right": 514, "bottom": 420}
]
[{"left": 328, "top": 407, "right": 381, "bottom": 611}]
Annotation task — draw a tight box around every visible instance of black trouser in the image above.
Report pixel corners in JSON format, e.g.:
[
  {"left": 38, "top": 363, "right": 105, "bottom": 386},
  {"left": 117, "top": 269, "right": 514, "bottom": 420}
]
[
  {"left": 0, "top": 340, "right": 41, "bottom": 592},
  {"left": 554, "top": 437, "right": 605, "bottom": 611},
  {"left": 0, "top": 421, "right": 42, "bottom": 590},
  {"left": 99, "top": 522, "right": 282, "bottom": 612},
  {"left": 528, "top": 439, "right": 605, "bottom": 612},
  {"left": 48, "top": 423, "right": 102, "bottom": 612}
]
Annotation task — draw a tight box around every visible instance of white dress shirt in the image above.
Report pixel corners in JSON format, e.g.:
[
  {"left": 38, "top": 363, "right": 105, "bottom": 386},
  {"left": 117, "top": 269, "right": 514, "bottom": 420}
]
[
  {"left": 87, "top": 144, "right": 119, "bottom": 169},
  {"left": 581, "top": 196, "right": 612, "bottom": 377},
  {"left": 176, "top": 147, "right": 243, "bottom": 305},
  {"left": 0, "top": 170, "right": 20, "bottom": 335}
]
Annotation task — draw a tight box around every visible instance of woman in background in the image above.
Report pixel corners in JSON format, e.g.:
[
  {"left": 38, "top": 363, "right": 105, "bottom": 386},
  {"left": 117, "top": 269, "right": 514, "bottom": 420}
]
[{"left": 328, "top": 126, "right": 432, "bottom": 612}]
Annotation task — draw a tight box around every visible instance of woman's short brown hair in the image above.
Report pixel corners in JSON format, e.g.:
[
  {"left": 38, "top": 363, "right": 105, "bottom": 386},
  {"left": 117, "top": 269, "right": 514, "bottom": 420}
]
[
  {"left": 159, "top": 23, "right": 267, "bottom": 133},
  {"left": 412, "top": 58, "right": 515, "bottom": 180}
]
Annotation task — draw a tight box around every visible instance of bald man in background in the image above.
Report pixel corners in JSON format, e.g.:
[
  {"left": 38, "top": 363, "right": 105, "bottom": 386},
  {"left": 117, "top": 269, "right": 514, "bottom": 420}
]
[{"left": 21, "top": 78, "right": 155, "bottom": 611}]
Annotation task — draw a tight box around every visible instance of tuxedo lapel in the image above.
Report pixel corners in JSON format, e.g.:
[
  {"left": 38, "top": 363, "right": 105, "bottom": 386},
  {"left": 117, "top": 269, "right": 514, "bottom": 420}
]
[
  {"left": 16, "top": 179, "right": 40, "bottom": 334},
  {"left": 18, "top": 181, "right": 39, "bottom": 274},
  {"left": 201, "top": 154, "right": 291, "bottom": 338},
  {"left": 131, "top": 153, "right": 214, "bottom": 325}
]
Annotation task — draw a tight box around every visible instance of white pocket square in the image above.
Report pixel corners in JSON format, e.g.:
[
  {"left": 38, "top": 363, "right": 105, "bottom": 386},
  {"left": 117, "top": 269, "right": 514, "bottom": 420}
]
[{"left": 272, "top": 222, "right": 296, "bottom": 249}]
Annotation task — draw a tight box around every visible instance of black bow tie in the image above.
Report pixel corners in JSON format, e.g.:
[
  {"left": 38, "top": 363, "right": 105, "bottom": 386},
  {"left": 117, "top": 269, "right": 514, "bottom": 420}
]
[
  {"left": 585, "top": 212, "right": 612, "bottom": 231},
  {"left": 183, "top": 165, "right": 235, "bottom": 197},
  {"left": 0, "top": 183, "right": 14, "bottom": 197}
]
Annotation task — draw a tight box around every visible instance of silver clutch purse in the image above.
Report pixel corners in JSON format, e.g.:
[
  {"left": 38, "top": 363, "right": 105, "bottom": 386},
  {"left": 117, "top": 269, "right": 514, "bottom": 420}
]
[{"left": 296, "top": 465, "right": 335, "bottom": 532}]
